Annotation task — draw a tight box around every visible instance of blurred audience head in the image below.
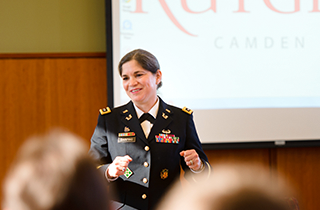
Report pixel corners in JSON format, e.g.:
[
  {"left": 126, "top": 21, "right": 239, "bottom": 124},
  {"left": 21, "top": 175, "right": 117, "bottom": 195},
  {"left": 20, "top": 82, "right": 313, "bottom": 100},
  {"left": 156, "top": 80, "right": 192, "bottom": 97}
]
[
  {"left": 156, "top": 163, "right": 297, "bottom": 210},
  {"left": 2, "top": 129, "right": 110, "bottom": 210}
]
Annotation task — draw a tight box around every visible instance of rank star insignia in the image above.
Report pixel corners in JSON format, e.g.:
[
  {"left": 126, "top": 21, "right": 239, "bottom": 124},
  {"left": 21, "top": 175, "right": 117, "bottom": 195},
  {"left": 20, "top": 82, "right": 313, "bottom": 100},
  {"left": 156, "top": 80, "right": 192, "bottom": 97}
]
[{"left": 160, "top": 169, "right": 169, "bottom": 179}]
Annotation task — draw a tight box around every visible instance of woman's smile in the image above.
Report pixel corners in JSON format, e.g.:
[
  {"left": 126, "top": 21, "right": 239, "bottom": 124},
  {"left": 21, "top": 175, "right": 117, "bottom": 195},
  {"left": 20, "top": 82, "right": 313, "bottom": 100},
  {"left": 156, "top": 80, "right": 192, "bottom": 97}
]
[{"left": 130, "top": 88, "right": 142, "bottom": 94}]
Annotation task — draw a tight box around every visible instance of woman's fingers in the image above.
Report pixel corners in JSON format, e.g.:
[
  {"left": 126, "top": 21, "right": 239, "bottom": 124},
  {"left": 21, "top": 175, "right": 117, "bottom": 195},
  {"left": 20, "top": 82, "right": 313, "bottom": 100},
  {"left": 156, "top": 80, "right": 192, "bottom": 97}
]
[
  {"left": 108, "top": 155, "right": 133, "bottom": 177},
  {"left": 180, "top": 149, "right": 201, "bottom": 171}
]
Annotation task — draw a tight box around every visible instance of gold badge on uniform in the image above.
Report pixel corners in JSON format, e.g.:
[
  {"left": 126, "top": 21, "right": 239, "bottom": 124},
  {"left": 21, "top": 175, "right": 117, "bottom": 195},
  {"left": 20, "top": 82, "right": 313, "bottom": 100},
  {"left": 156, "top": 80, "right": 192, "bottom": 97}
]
[
  {"left": 99, "top": 107, "right": 111, "bottom": 115},
  {"left": 162, "top": 113, "right": 168, "bottom": 119},
  {"left": 162, "top": 129, "right": 171, "bottom": 134},
  {"left": 124, "top": 127, "right": 130, "bottom": 132},
  {"left": 160, "top": 169, "right": 169, "bottom": 179},
  {"left": 182, "top": 107, "right": 193, "bottom": 115},
  {"left": 126, "top": 114, "right": 132, "bottom": 121}
]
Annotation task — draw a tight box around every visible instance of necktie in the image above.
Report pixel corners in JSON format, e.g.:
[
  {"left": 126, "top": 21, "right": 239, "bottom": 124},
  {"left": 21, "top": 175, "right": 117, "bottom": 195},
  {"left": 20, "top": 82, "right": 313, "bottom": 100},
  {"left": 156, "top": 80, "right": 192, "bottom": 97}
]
[
  {"left": 139, "top": 113, "right": 155, "bottom": 124},
  {"left": 139, "top": 113, "right": 155, "bottom": 138}
]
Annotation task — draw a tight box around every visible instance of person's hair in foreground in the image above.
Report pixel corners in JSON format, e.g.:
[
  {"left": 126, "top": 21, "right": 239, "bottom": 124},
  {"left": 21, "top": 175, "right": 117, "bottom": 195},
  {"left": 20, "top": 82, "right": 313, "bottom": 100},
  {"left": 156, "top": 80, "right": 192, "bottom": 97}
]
[
  {"left": 156, "top": 163, "right": 298, "bottom": 210},
  {"left": 2, "top": 129, "right": 110, "bottom": 210}
]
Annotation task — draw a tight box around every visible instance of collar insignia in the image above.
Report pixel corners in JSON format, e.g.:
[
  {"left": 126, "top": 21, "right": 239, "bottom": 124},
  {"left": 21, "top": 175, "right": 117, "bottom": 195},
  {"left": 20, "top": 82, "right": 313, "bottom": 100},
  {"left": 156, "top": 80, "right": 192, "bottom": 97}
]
[
  {"left": 126, "top": 114, "right": 132, "bottom": 121},
  {"left": 162, "top": 112, "right": 168, "bottom": 119}
]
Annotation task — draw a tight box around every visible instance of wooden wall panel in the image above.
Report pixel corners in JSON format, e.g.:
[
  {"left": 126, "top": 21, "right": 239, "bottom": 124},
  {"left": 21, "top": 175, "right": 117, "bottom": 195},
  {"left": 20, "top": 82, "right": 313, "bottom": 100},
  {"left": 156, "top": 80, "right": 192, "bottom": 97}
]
[
  {"left": 181, "top": 148, "right": 270, "bottom": 188},
  {"left": 0, "top": 56, "right": 107, "bottom": 206},
  {"left": 275, "top": 147, "right": 320, "bottom": 210},
  {"left": 204, "top": 147, "right": 320, "bottom": 210},
  {"left": 204, "top": 148, "right": 271, "bottom": 168}
]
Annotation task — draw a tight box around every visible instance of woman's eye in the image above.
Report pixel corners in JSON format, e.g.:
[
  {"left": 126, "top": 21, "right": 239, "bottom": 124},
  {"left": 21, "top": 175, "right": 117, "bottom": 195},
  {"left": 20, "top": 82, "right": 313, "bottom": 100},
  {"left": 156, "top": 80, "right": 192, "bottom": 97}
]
[
  {"left": 122, "top": 77, "right": 128, "bottom": 81},
  {"left": 136, "top": 74, "right": 143, "bottom": 77}
]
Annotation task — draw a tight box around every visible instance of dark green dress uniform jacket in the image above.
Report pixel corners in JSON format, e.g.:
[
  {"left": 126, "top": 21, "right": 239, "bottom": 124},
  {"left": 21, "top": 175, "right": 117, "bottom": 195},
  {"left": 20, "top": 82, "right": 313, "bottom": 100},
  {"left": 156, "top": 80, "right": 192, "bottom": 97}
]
[{"left": 89, "top": 97, "right": 210, "bottom": 210}]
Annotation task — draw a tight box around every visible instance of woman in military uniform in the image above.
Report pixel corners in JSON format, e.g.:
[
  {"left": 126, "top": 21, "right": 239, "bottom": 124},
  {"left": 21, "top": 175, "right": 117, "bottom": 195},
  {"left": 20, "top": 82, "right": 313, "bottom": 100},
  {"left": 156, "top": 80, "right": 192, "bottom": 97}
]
[{"left": 89, "top": 49, "right": 211, "bottom": 210}]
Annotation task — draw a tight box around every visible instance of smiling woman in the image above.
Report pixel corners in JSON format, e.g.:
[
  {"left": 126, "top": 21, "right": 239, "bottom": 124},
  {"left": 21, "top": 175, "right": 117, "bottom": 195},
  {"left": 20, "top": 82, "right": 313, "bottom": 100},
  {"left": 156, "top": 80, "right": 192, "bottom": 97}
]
[{"left": 89, "top": 49, "right": 211, "bottom": 210}]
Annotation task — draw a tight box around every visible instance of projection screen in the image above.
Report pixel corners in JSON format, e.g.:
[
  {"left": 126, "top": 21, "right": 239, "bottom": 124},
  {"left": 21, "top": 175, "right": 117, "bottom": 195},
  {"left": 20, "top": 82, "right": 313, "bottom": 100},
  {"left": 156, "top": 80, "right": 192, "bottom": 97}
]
[{"left": 106, "top": 0, "right": 320, "bottom": 148}]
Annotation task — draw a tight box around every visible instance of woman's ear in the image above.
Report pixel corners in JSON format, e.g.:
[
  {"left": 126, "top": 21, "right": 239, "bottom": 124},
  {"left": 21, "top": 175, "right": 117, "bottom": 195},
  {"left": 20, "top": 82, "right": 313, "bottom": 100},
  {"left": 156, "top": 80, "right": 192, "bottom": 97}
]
[{"left": 156, "top": 69, "right": 162, "bottom": 85}]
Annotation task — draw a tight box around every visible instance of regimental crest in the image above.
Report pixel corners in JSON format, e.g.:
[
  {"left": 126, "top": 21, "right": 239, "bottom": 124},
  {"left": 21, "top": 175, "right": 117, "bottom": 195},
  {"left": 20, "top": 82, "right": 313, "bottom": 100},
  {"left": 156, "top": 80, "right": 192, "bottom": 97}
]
[{"left": 160, "top": 169, "right": 169, "bottom": 179}]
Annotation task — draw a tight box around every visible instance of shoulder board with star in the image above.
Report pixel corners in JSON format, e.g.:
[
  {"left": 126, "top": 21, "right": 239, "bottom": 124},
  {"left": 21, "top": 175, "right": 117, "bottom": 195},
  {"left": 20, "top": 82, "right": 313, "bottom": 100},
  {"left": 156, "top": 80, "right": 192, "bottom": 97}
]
[
  {"left": 99, "top": 107, "right": 111, "bottom": 115},
  {"left": 182, "top": 107, "right": 193, "bottom": 115}
]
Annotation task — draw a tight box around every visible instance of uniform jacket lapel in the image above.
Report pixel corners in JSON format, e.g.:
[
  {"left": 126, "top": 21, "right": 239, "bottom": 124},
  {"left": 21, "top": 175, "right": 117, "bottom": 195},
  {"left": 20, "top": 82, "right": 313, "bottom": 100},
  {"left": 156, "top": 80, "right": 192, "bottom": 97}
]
[
  {"left": 120, "top": 101, "right": 149, "bottom": 144},
  {"left": 148, "top": 98, "right": 173, "bottom": 142}
]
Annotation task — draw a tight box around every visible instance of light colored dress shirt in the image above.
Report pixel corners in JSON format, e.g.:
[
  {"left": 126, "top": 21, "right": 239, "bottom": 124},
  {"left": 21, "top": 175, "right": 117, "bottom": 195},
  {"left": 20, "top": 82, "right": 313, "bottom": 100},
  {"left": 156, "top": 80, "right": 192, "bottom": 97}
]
[{"left": 134, "top": 98, "right": 159, "bottom": 138}]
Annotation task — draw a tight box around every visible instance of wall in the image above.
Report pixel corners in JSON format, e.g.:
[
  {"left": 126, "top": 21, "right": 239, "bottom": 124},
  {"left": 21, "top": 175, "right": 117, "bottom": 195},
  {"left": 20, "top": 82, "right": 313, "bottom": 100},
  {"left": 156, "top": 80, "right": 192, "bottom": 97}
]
[
  {"left": 0, "top": 0, "right": 106, "bottom": 53},
  {"left": 0, "top": 54, "right": 107, "bottom": 207},
  {"left": 1, "top": 1, "right": 107, "bottom": 205},
  {"left": 205, "top": 146, "right": 320, "bottom": 210}
]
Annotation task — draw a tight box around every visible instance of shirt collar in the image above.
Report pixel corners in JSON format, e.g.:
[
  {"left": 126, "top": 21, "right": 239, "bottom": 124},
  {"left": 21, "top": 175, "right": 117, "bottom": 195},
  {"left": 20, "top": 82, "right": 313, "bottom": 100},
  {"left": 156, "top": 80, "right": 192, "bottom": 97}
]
[{"left": 134, "top": 97, "right": 159, "bottom": 119}]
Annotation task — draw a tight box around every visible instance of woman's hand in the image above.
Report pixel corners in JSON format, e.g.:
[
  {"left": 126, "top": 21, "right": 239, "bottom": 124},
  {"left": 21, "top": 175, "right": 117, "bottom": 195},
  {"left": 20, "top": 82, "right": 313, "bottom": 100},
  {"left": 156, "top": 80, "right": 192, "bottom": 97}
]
[
  {"left": 180, "top": 149, "right": 202, "bottom": 171},
  {"left": 107, "top": 155, "right": 133, "bottom": 178}
]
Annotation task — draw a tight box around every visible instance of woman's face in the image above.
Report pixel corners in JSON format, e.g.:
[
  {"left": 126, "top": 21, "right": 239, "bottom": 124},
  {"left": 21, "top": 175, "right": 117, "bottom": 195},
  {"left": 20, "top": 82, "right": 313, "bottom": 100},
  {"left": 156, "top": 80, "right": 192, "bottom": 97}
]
[{"left": 121, "top": 60, "right": 162, "bottom": 107}]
